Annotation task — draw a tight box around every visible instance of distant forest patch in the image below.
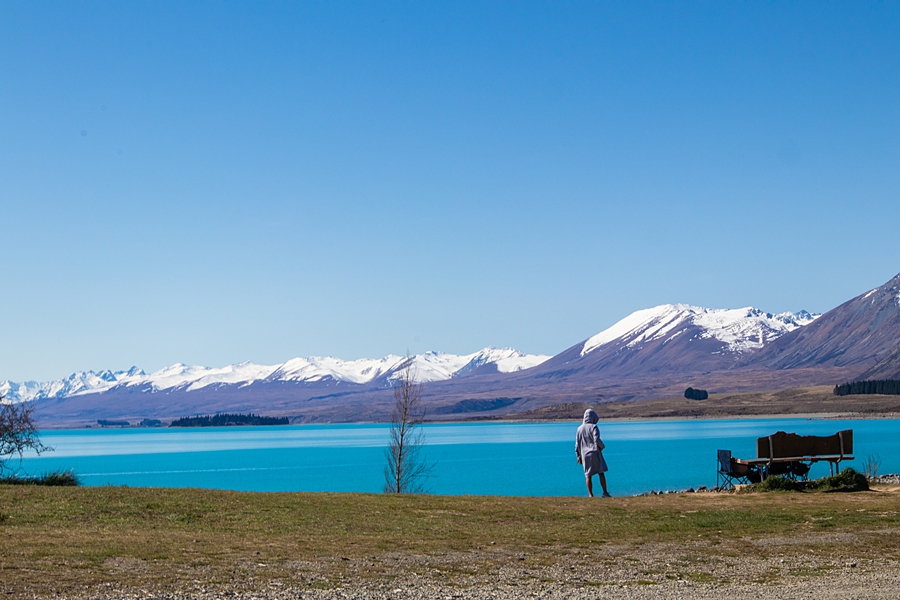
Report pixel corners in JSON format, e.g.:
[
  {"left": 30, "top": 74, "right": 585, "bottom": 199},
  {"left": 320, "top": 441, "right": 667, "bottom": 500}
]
[
  {"left": 834, "top": 379, "right": 900, "bottom": 397},
  {"left": 684, "top": 387, "right": 708, "bottom": 400},
  {"left": 431, "top": 397, "right": 522, "bottom": 415},
  {"left": 97, "top": 419, "right": 130, "bottom": 427},
  {"left": 169, "top": 413, "right": 290, "bottom": 427}
]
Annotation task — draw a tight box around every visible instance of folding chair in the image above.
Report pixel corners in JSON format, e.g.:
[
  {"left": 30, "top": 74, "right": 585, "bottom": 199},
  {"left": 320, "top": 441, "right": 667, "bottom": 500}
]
[{"left": 717, "top": 449, "right": 757, "bottom": 489}]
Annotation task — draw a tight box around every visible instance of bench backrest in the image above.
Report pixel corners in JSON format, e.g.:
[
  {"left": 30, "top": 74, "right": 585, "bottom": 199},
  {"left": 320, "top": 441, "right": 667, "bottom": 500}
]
[{"left": 756, "top": 429, "right": 852, "bottom": 459}]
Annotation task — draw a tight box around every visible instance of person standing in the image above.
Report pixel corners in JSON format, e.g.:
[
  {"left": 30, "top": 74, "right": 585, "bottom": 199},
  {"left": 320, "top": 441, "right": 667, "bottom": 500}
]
[{"left": 575, "top": 408, "right": 610, "bottom": 497}]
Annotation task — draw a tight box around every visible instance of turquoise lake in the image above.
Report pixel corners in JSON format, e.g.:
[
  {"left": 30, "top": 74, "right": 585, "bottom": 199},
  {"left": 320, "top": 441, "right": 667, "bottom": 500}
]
[{"left": 13, "top": 418, "right": 899, "bottom": 497}]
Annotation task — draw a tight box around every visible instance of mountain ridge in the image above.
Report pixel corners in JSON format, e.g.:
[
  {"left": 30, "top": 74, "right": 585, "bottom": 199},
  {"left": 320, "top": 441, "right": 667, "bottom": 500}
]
[
  {"left": 2, "top": 307, "right": 817, "bottom": 404},
  {"left": 10, "top": 270, "right": 900, "bottom": 426},
  {"left": 0, "top": 347, "right": 550, "bottom": 404},
  {"left": 744, "top": 272, "right": 900, "bottom": 374}
]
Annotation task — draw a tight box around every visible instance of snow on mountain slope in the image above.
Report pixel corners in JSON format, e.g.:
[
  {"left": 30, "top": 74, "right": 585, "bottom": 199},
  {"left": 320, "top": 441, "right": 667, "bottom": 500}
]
[
  {"left": 0, "top": 380, "right": 50, "bottom": 403},
  {"left": 396, "top": 348, "right": 551, "bottom": 383},
  {"left": 145, "top": 362, "right": 279, "bottom": 391},
  {"left": 1, "top": 347, "right": 551, "bottom": 403},
  {"left": 0, "top": 367, "right": 145, "bottom": 403},
  {"left": 453, "top": 347, "right": 550, "bottom": 376},
  {"left": 271, "top": 355, "right": 405, "bottom": 384},
  {"left": 255, "top": 347, "right": 551, "bottom": 386},
  {"left": 581, "top": 304, "right": 817, "bottom": 357},
  {"left": 403, "top": 352, "right": 471, "bottom": 383}
]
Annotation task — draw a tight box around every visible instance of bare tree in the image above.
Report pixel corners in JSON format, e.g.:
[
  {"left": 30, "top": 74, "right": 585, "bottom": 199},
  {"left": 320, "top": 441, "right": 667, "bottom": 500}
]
[
  {"left": 384, "top": 359, "right": 432, "bottom": 493},
  {"left": 0, "top": 399, "right": 48, "bottom": 474},
  {"left": 862, "top": 453, "right": 882, "bottom": 481}
]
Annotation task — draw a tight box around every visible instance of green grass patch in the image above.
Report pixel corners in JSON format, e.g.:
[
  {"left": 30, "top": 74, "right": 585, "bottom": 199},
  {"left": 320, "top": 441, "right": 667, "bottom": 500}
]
[{"left": 0, "top": 485, "right": 898, "bottom": 595}]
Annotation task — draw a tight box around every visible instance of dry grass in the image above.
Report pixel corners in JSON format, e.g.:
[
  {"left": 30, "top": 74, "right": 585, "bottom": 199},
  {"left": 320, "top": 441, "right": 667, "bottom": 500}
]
[
  {"left": 493, "top": 386, "right": 900, "bottom": 421},
  {"left": 2, "top": 485, "right": 900, "bottom": 596}
]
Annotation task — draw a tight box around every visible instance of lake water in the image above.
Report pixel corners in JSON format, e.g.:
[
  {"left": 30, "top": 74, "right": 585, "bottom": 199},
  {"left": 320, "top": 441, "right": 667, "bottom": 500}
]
[{"left": 11, "top": 418, "right": 899, "bottom": 497}]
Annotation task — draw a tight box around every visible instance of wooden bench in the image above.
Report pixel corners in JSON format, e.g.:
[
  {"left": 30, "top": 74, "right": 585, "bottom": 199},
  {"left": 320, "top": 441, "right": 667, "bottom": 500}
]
[{"left": 717, "top": 429, "right": 853, "bottom": 489}]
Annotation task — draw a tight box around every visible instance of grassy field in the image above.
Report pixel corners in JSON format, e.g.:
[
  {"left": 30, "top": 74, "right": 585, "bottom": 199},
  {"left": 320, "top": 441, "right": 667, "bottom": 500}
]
[{"left": 2, "top": 485, "right": 900, "bottom": 596}]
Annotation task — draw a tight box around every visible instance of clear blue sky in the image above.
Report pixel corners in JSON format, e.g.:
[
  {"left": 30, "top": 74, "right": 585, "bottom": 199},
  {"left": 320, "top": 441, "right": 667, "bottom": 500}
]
[{"left": 2, "top": 2, "right": 899, "bottom": 382}]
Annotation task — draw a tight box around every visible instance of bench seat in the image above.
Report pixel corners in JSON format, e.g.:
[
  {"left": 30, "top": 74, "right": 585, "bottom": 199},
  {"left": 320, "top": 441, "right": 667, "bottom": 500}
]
[{"left": 717, "top": 429, "right": 854, "bottom": 488}]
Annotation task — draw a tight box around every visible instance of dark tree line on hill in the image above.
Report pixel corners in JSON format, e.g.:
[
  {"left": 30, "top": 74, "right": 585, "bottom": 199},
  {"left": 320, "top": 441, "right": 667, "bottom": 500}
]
[
  {"left": 833, "top": 379, "right": 900, "bottom": 397},
  {"left": 170, "top": 413, "right": 289, "bottom": 427},
  {"left": 684, "top": 387, "right": 709, "bottom": 400}
]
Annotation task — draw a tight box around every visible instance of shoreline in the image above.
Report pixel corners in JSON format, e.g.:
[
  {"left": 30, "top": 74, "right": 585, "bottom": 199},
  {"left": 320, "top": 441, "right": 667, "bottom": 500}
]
[{"left": 443, "top": 411, "right": 899, "bottom": 424}]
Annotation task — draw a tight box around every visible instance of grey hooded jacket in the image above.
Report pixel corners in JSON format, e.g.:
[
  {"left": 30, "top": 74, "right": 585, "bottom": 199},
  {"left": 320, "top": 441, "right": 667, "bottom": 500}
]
[{"left": 575, "top": 409, "right": 605, "bottom": 457}]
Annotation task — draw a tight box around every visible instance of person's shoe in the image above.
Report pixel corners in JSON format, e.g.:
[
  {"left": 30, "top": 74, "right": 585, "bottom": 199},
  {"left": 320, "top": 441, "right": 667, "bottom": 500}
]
[{"left": 601, "top": 492, "right": 612, "bottom": 498}]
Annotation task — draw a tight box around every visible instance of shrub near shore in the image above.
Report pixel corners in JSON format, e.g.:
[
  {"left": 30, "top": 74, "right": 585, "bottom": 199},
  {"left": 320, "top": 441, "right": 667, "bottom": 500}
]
[
  {"left": 745, "top": 468, "right": 869, "bottom": 493},
  {"left": 0, "top": 470, "right": 79, "bottom": 486}
]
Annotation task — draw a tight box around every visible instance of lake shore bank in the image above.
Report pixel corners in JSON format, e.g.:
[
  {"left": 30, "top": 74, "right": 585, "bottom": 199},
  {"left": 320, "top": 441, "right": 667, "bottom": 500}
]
[
  {"left": 465, "top": 387, "right": 900, "bottom": 423},
  {"left": 34, "top": 386, "right": 900, "bottom": 429},
  {"left": 459, "top": 411, "right": 900, "bottom": 424}
]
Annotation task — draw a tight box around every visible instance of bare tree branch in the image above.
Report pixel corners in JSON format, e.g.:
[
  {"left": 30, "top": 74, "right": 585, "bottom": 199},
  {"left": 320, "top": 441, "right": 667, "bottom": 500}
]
[
  {"left": 0, "top": 399, "right": 49, "bottom": 474},
  {"left": 384, "top": 358, "right": 432, "bottom": 494}
]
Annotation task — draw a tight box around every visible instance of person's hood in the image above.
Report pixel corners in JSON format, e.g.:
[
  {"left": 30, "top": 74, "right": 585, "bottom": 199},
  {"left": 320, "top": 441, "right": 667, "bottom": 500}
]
[{"left": 583, "top": 409, "right": 598, "bottom": 424}]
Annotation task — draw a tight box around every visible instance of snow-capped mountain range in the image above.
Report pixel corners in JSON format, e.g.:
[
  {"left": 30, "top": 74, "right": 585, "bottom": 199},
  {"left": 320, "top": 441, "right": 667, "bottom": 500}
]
[
  {"left": 1, "top": 305, "right": 818, "bottom": 404},
  {"left": 14, "top": 271, "right": 900, "bottom": 426},
  {"left": 0, "top": 347, "right": 550, "bottom": 403},
  {"left": 581, "top": 305, "right": 818, "bottom": 357}
]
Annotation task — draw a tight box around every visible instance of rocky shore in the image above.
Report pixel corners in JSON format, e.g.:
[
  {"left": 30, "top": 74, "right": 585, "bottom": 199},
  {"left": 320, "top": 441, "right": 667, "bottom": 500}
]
[
  {"left": 633, "top": 473, "right": 900, "bottom": 496},
  {"left": 869, "top": 474, "right": 900, "bottom": 484}
]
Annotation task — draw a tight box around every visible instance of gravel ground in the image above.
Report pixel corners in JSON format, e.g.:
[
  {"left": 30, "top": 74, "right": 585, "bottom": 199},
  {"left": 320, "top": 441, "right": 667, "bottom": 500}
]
[
  {"left": 59, "top": 574, "right": 900, "bottom": 600},
  {"left": 44, "top": 540, "right": 900, "bottom": 600}
]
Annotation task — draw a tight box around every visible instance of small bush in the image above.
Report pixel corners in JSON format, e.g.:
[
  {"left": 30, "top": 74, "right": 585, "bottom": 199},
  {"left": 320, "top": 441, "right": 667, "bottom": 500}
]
[
  {"left": 0, "top": 470, "right": 79, "bottom": 486},
  {"left": 746, "top": 475, "right": 805, "bottom": 493},
  {"left": 808, "top": 468, "right": 868, "bottom": 493},
  {"left": 0, "top": 474, "right": 31, "bottom": 485},
  {"left": 40, "top": 470, "right": 80, "bottom": 486},
  {"left": 744, "top": 468, "right": 867, "bottom": 493}
]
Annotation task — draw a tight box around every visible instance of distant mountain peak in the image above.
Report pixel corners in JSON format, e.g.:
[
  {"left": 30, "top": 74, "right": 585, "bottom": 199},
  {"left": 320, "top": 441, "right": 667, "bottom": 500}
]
[{"left": 581, "top": 304, "right": 816, "bottom": 357}]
